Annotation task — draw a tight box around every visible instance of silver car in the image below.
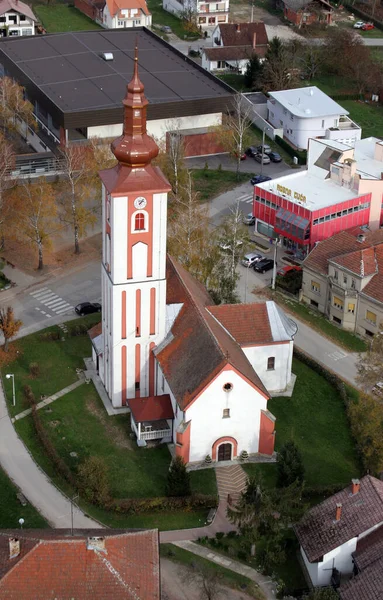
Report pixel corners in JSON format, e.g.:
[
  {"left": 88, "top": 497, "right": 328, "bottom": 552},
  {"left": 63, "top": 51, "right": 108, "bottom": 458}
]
[
  {"left": 241, "top": 252, "right": 263, "bottom": 267},
  {"left": 254, "top": 153, "right": 271, "bottom": 165},
  {"left": 243, "top": 213, "right": 255, "bottom": 226}
]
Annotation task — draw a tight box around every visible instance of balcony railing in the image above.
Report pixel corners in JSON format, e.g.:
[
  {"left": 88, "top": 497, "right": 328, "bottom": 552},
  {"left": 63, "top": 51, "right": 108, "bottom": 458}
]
[{"left": 140, "top": 428, "right": 171, "bottom": 441}]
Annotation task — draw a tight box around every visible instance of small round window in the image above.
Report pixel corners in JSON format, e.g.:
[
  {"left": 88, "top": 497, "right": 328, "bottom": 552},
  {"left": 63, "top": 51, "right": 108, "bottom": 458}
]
[{"left": 223, "top": 383, "right": 233, "bottom": 392}]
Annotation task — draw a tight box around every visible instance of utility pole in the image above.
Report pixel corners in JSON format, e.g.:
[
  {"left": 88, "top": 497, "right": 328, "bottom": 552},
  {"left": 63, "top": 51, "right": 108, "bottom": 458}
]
[
  {"left": 271, "top": 237, "right": 279, "bottom": 291},
  {"left": 251, "top": 0, "right": 254, "bottom": 22},
  {"left": 70, "top": 494, "right": 79, "bottom": 536},
  {"left": 260, "top": 127, "right": 266, "bottom": 175}
]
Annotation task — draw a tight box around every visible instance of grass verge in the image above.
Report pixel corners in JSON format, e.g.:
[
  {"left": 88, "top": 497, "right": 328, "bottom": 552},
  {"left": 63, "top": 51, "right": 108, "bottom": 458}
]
[
  {"left": 274, "top": 292, "right": 367, "bottom": 352},
  {"left": 192, "top": 169, "right": 251, "bottom": 202},
  {"left": 160, "top": 543, "right": 265, "bottom": 599},
  {"left": 0, "top": 466, "right": 49, "bottom": 528},
  {"left": 148, "top": 0, "right": 200, "bottom": 40},
  {"left": 34, "top": 4, "right": 102, "bottom": 32}
]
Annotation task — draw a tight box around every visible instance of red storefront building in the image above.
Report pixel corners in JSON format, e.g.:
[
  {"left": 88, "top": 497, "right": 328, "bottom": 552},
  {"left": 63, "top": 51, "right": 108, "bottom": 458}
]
[{"left": 253, "top": 138, "right": 383, "bottom": 259}]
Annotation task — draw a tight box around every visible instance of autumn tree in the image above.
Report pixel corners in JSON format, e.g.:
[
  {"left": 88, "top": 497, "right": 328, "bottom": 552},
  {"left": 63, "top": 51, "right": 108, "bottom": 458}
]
[
  {"left": 347, "top": 392, "right": 383, "bottom": 476},
  {"left": 58, "top": 145, "right": 98, "bottom": 254},
  {"left": 213, "top": 94, "right": 253, "bottom": 179},
  {"left": 7, "top": 178, "right": 58, "bottom": 270},
  {"left": 0, "top": 306, "right": 22, "bottom": 352},
  {"left": 78, "top": 456, "right": 110, "bottom": 505},
  {"left": 0, "top": 76, "right": 36, "bottom": 134},
  {"left": 357, "top": 329, "right": 383, "bottom": 389},
  {"left": 0, "top": 132, "right": 15, "bottom": 250},
  {"left": 262, "top": 37, "right": 296, "bottom": 92}
]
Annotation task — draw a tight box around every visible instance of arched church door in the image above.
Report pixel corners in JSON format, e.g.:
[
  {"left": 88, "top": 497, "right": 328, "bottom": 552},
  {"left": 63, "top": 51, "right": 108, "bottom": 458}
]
[{"left": 218, "top": 443, "right": 232, "bottom": 461}]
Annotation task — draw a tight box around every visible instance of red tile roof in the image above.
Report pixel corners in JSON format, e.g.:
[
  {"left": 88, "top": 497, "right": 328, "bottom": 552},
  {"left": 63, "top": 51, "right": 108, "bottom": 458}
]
[
  {"left": 105, "top": 0, "right": 150, "bottom": 17},
  {"left": 128, "top": 395, "right": 173, "bottom": 422},
  {"left": 0, "top": 529, "right": 160, "bottom": 599},
  {"left": 88, "top": 322, "right": 102, "bottom": 340},
  {"left": 295, "top": 476, "right": 383, "bottom": 563},
  {"left": 303, "top": 229, "right": 383, "bottom": 276},
  {"left": 353, "top": 524, "right": 383, "bottom": 572},
  {"left": 361, "top": 245, "right": 383, "bottom": 304},
  {"left": 331, "top": 246, "right": 378, "bottom": 277},
  {"left": 339, "top": 557, "right": 383, "bottom": 600},
  {"left": 156, "top": 256, "right": 269, "bottom": 410},
  {"left": 218, "top": 22, "right": 268, "bottom": 47},
  {"left": 207, "top": 303, "right": 273, "bottom": 345}
]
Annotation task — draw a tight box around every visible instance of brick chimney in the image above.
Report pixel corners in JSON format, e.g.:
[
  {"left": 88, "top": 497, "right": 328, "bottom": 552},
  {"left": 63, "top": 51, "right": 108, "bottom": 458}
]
[
  {"left": 351, "top": 478, "right": 360, "bottom": 495},
  {"left": 335, "top": 503, "right": 342, "bottom": 521},
  {"left": 9, "top": 538, "right": 20, "bottom": 560},
  {"left": 252, "top": 32, "right": 257, "bottom": 48},
  {"left": 235, "top": 23, "right": 240, "bottom": 32}
]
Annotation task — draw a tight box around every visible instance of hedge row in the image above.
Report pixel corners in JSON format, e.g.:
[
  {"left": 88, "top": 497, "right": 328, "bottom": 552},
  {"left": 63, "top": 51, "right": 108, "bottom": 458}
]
[
  {"left": 274, "top": 135, "right": 307, "bottom": 165},
  {"left": 330, "top": 94, "right": 362, "bottom": 101},
  {"left": 39, "top": 323, "right": 90, "bottom": 342},
  {"left": 343, "top": 2, "right": 383, "bottom": 30},
  {"left": 106, "top": 493, "right": 218, "bottom": 515}
]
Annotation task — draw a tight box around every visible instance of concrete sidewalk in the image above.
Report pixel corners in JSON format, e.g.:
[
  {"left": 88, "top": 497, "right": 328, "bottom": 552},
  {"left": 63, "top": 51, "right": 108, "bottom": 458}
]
[
  {"left": 172, "top": 540, "right": 277, "bottom": 600},
  {"left": 0, "top": 379, "right": 102, "bottom": 529}
]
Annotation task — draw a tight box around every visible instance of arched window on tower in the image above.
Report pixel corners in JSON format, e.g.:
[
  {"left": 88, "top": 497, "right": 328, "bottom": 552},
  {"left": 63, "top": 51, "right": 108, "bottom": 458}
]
[{"left": 135, "top": 212, "right": 145, "bottom": 231}]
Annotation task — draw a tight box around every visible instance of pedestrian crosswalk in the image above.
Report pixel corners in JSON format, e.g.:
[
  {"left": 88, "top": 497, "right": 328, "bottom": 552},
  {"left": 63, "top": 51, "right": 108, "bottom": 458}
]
[{"left": 30, "top": 288, "right": 74, "bottom": 318}]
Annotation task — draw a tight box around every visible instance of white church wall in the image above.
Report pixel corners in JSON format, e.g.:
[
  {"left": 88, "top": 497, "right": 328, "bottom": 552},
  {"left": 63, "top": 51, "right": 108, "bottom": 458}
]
[
  {"left": 185, "top": 369, "right": 267, "bottom": 463},
  {"left": 242, "top": 341, "right": 293, "bottom": 393}
]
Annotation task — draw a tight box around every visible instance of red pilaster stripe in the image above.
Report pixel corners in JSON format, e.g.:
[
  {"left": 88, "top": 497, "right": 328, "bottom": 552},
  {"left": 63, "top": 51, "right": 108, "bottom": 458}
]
[
  {"left": 135, "top": 343, "right": 140, "bottom": 398},
  {"left": 149, "top": 342, "right": 155, "bottom": 396},
  {"left": 121, "top": 291, "right": 126, "bottom": 339},
  {"left": 121, "top": 345, "right": 127, "bottom": 406},
  {"left": 136, "top": 289, "right": 141, "bottom": 337},
  {"left": 150, "top": 287, "right": 156, "bottom": 335}
]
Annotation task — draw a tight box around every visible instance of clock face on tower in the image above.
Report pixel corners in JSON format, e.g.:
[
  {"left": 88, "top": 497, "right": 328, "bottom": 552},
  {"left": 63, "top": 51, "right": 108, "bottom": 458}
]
[{"left": 134, "top": 196, "right": 147, "bottom": 210}]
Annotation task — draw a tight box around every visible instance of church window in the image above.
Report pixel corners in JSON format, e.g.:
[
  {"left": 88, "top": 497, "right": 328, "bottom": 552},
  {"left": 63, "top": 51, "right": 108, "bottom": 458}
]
[
  {"left": 223, "top": 408, "right": 230, "bottom": 418},
  {"left": 267, "top": 357, "right": 275, "bottom": 370},
  {"left": 223, "top": 382, "right": 233, "bottom": 392},
  {"left": 135, "top": 212, "right": 145, "bottom": 231}
]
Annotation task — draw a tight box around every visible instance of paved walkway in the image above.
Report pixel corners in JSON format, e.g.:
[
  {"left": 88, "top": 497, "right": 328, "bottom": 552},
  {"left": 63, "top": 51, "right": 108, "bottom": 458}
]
[
  {"left": 12, "top": 378, "right": 85, "bottom": 422},
  {"left": 216, "top": 464, "right": 248, "bottom": 506},
  {"left": 172, "top": 541, "right": 277, "bottom": 600},
  {"left": 0, "top": 379, "right": 102, "bottom": 529}
]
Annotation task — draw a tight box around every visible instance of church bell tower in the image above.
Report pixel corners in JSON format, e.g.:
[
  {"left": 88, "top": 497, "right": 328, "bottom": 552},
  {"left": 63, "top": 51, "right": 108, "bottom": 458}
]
[{"left": 99, "top": 47, "right": 171, "bottom": 408}]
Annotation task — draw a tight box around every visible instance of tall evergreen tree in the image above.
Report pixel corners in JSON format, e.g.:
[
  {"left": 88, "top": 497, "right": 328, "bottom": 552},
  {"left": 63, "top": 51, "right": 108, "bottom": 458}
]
[
  {"left": 244, "top": 55, "right": 263, "bottom": 90},
  {"left": 166, "top": 456, "right": 191, "bottom": 497},
  {"left": 276, "top": 440, "right": 305, "bottom": 488}
]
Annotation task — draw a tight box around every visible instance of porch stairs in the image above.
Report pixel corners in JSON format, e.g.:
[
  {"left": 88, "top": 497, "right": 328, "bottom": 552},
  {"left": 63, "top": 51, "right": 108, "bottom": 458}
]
[{"left": 215, "top": 464, "right": 248, "bottom": 507}]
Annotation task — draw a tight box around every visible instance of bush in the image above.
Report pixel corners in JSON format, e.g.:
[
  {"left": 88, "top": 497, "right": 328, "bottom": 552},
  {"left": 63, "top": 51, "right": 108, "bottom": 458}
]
[
  {"left": 276, "top": 271, "right": 302, "bottom": 295},
  {"left": 277, "top": 440, "right": 305, "bottom": 488},
  {"left": 39, "top": 330, "right": 60, "bottom": 341},
  {"left": 108, "top": 493, "right": 217, "bottom": 514},
  {"left": 215, "top": 532, "right": 224, "bottom": 540},
  {"left": 275, "top": 135, "right": 307, "bottom": 165},
  {"left": 78, "top": 456, "right": 111, "bottom": 506},
  {"left": 237, "top": 550, "right": 248, "bottom": 561},
  {"left": 29, "top": 362, "right": 40, "bottom": 378},
  {"left": 23, "top": 385, "right": 36, "bottom": 406},
  {"left": 166, "top": 456, "right": 191, "bottom": 497},
  {"left": 68, "top": 323, "right": 88, "bottom": 337}
]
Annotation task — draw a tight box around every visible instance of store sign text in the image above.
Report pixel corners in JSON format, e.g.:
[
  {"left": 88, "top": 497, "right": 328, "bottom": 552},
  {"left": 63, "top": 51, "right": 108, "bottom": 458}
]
[{"left": 277, "top": 184, "right": 306, "bottom": 203}]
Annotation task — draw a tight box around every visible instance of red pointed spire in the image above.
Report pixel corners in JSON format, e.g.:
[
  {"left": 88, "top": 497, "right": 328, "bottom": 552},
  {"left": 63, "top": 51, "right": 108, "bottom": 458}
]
[{"left": 111, "top": 44, "right": 159, "bottom": 167}]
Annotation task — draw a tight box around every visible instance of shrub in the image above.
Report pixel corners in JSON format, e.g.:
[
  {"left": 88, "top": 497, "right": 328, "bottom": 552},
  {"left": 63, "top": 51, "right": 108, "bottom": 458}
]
[
  {"left": 277, "top": 440, "right": 305, "bottom": 488},
  {"left": 226, "top": 530, "right": 237, "bottom": 539},
  {"left": 78, "top": 456, "right": 111, "bottom": 506},
  {"left": 204, "top": 454, "right": 212, "bottom": 464},
  {"left": 68, "top": 323, "right": 88, "bottom": 337},
  {"left": 275, "top": 135, "right": 307, "bottom": 165},
  {"left": 166, "top": 456, "right": 191, "bottom": 497},
  {"left": 276, "top": 270, "right": 302, "bottom": 295},
  {"left": 29, "top": 362, "right": 40, "bottom": 378},
  {"left": 237, "top": 550, "right": 247, "bottom": 561},
  {"left": 108, "top": 493, "right": 217, "bottom": 515},
  {"left": 39, "top": 330, "right": 60, "bottom": 341},
  {"left": 215, "top": 532, "right": 224, "bottom": 540},
  {"left": 23, "top": 384, "right": 36, "bottom": 406},
  {"left": 240, "top": 450, "right": 249, "bottom": 461}
]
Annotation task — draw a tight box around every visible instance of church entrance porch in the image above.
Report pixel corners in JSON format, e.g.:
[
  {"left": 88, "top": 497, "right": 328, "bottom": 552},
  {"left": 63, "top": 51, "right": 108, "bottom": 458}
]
[
  {"left": 218, "top": 443, "right": 232, "bottom": 461},
  {"left": 128, "top": 395, "right": 174, "bottom": 447}
]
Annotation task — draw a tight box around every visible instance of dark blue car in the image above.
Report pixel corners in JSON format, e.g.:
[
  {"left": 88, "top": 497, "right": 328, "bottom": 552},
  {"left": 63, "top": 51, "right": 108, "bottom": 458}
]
[{"left": 250, "top": 175, "right": 272, "bottom": 185}]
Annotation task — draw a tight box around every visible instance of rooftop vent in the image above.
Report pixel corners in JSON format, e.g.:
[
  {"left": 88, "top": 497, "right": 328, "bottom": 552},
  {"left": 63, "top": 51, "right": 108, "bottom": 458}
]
[
  {"left": 357, "top": 234, "right": 366, "bottom": 244},
  {"left": 100, "top": 52, "right": 114, "bottom": 61},
  {"left": 309, "top": 88, "right": 314, "bottom": 96},
  {"left": 9, "top": 538, "right": 20, "bottom": 560},
  {"left": 87, "top": 537, "right": 106, "bottom": 552}
]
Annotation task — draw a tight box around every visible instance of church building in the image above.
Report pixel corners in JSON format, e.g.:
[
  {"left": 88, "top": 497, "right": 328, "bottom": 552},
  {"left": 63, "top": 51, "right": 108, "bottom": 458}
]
[{"left": 90, "top": 48, "right": 297, "bottom": 464}]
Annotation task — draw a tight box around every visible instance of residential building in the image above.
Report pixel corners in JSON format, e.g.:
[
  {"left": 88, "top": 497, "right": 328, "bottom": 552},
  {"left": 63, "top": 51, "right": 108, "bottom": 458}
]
[
  {"left": 202, "top": 22, "right": 268, "bottom": 74},
  {"left": 163, "top": 0, "right": 229, "bottom": 30},
  {"left": 267, "top": 86, "right": 361, "bottom": 150},
  {"left": 339, "top": 525, "right": 383, "bottom": 600},
  {"left": 75, "top": 0, "right": 152, "bottom": 28},
  {"left": 301, "top": 227, "right": 383, "bottom": 335},
  {"left": 279, "top": 0, "right": 333, "bottom": 27},
  {"left": 0, "top": 28, "right": 234, "bottom": 147},
  {"left": 295, "top": 476, "right": 383, "bottom": 587},
  {"left": 0, "top": 0, "right": 36, "bottom": 37},
  {"left": 253, "top": 137, "right": 383, "bottom": 258},
  {"left": 89, "top": 49, "right": 298, "bottom": 464},
  {"left": 0, "top": 529, "right": 160, "bottom": 599}
]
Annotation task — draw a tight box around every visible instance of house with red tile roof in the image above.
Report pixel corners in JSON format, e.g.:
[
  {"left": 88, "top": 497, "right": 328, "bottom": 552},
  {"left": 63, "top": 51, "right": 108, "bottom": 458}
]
[
  {"left": 301, "top": 227, "right": 383, "bottom": 337},
  {"left": 339, "top": 525, "right": 383, "bottom": 600},
  {"left": 75, "top": 0, "right": 151, "bottom": 28},
  {"left": 0, "top": 529, "right": 160, "bottom": 599},
  {"left": 0, "top": 0, "right": 37, "bottom": 37},
  {"left": 89, "top": 48, "right": 297, "bottom": 465},
  {"left": 295, "top": 476, "right": 383, "bottom": 590}
]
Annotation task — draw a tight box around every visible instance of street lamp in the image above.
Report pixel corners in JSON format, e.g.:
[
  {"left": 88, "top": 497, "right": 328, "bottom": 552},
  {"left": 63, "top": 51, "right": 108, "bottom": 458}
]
[
  {"left": 244, "top": 263, "right": 252, "bottom": 303},
  {"left": 6, "top": 373, "right": 15, "bottom": 406},
  {"left": 271, "top": 236, "right": 281, "bottom": 291},
  {"left": 260, "top": 126, "right": 273, "bottom": 176}
]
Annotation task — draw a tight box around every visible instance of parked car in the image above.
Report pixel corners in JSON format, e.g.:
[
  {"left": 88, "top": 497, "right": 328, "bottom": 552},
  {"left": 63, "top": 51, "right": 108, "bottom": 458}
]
[
  {"left": 254, "top": 258, "right": 274, "bottom": 273},
  {"left": 254, "top": 153, "right": 271, "bottom": 165},
  {"left": 362, "top": 22, "right": 374, "bottom": 30},
  {"left": 353, "top": 20, "right": 365, "bottom": 28},
  {"left": 161, "top": 25, "right": 172, "bottom": 33},
  {"left": 235, "top": 151, "right": 247, "bottom": 161},
  {"left": 245, "top": 146, "right": 258, "bottom": 157},
  {"left": 75, "top": 302, "right": 101, "bottom": 316},
  {"left": 256, "top": 144, "right": 272, "bottom": 155},
  {"left": 269, "top": 151, "right": 282, "bottom": 163},
  {"left": 277, "top": 265, "right": 302, "bottom": 276},
  {"left": 372, "top": 382, "right": 383, "bottom": 397},
  {"left": 250, "top": 174, "right": 272, "bottom": 185},
  {"left": 243, "top": 213, "right": 255, "bottom": 225},
  {"left": 219, "top": 240, "right": 243, "bottom": 251},
  {"left": 241, "top": 252, "right": 263, "bottom": 267}
]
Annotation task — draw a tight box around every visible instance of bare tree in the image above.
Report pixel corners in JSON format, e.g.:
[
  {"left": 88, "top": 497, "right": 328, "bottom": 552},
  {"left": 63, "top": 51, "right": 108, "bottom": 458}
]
[
  {"left": 182, "top": 562, "right": 223, "bottom": 600},
  {"left": 0, "top": 133, "right": 15, "bottom": 250},
  {"left": 357, "top": 328, "right": 383, "bottom": 390},
  {"left": 216, "top": 200, "right": 250, "bottom": 281},
  {"left": 165, "top": 120, "right": 187, "bottom": 197}
]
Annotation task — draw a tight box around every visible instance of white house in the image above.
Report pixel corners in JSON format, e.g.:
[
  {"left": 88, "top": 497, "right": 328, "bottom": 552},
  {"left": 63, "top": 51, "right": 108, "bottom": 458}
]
[
  {"left": 0, "top": 0, "right": 36, "bottom": 37},
  {"left": 101, "top": 0, "right": 151, "bottom": 28},
  {"left": 267, "top": 86, "right": 361, "bottom": 150},
  {"left": 89, "top": 48, "right": 298, "bottom": 465},
  {"left": 162, "top": 0, "right": 229, "bottom": 30},
  {"left": 295, "top": 476, "right": 383, "bottom": 587}
]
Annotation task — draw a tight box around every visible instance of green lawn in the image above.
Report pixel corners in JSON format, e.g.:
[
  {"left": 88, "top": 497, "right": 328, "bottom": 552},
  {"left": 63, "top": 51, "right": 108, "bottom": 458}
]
[
  {"left": 34, "top": 4, "right": 102, "bottom": 32},
  {"left": 192, "top": 169, "right": 250, "bottom": 202},
  {"left": 0, "top": 466, "right": 49, "bottom": 529},
  {"left": 340, "top": 99, "right": 383, "bottom": 139},
  {"left": 160, "top": 543, "right": 265, "bottom": 599},
  {"left": 274, "top": 293, "right": 367, "bottom": 353},
  {"left": 2, "top": 314, "right": 101, "bottom": 418},
  {"left": 216, "top": 73, "right": 252, "bottom": 92},
  {"left": 148, "top": 0, "right": 200, "bottom": 40}
]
